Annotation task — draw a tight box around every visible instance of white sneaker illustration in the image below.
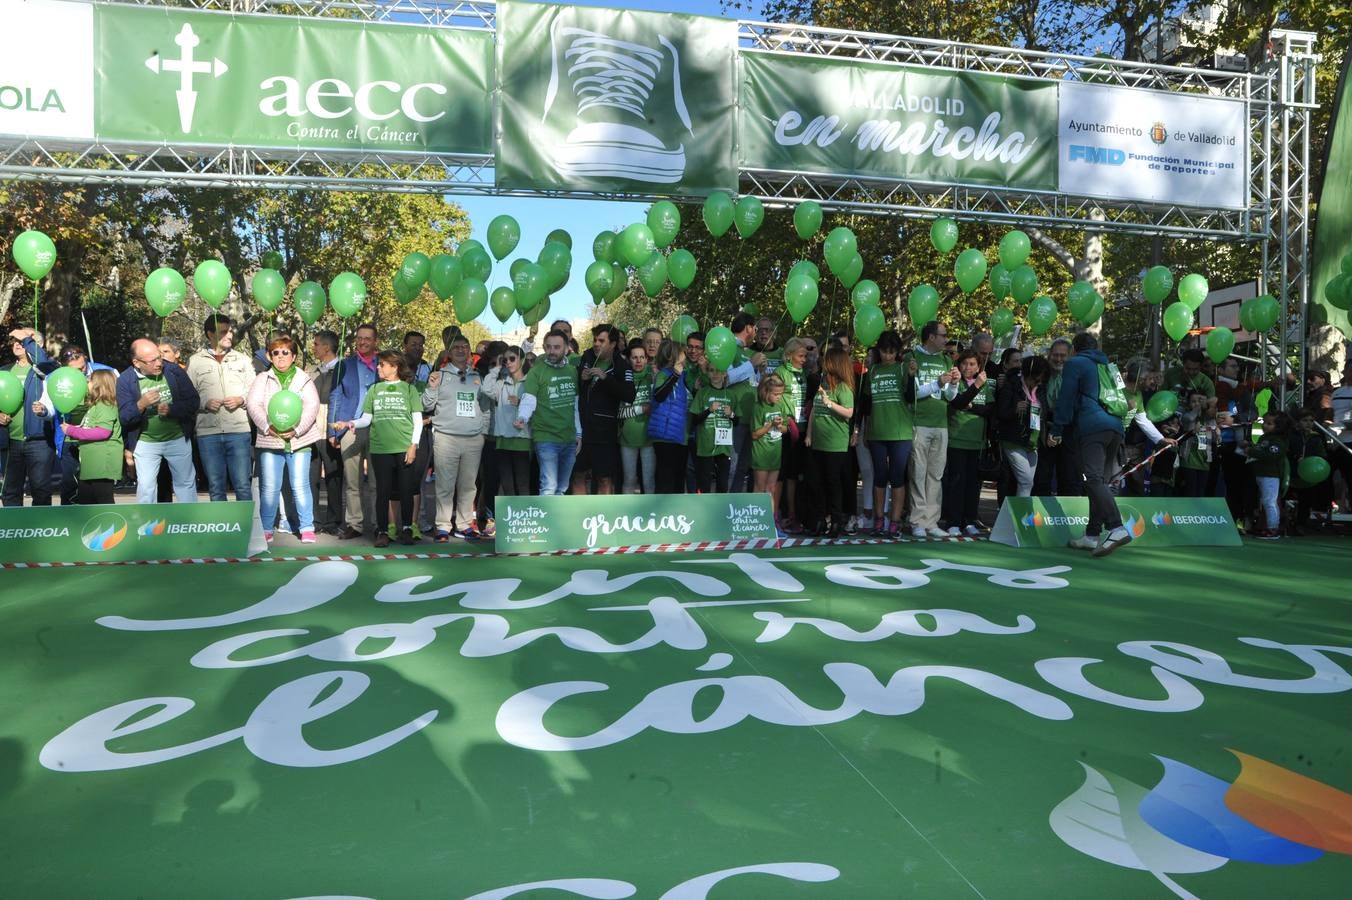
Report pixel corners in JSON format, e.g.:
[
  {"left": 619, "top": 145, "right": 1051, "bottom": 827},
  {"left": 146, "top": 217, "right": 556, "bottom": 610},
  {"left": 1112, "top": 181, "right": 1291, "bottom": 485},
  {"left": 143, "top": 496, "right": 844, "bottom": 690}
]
[{"left": 543, "top": 25, "right": 691, "bottom": 183}]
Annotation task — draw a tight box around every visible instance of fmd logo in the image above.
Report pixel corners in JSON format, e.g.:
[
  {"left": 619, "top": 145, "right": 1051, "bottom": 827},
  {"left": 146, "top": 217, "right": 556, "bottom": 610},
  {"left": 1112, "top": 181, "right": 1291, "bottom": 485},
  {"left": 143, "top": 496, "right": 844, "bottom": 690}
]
[{"left": 1068, "top": 145, "right": 1126, "bottom": 166}]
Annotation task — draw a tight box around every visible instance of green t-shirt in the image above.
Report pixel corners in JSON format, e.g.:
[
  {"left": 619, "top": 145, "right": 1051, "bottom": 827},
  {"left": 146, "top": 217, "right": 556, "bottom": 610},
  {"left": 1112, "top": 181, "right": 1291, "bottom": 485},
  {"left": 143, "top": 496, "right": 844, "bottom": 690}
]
[
  {"left": 6, "top": 364, "right": 29, "bottom": 441},
  {"left": 619, "top": 369, "right": 653, "bottom": 448},
  {"left": 1164, "top": 366, "right": 1216, "bottom": 400},
  {"left": 274, "top": 366, "right": 298, "bottom": 391},
  {"left": 524, "top": 361, "right": 579, "bottom": 445},
  {"left": 751, "top": 399, "right": 792, "bottom": 471},
  {"left": 863, "top": 362, "right": 913, "bottom": 442},
  {"left": 76, "top": 403, "right": 123, "bottom": 482},
  {"left": 903, "top": 349, "right": 951, "bottom": 429},
  {"left": 1181, "top": 424, "right": 1216, "bottom": 471},
  {"left": 727, "top": 380, "right": 756, "bottom": 425},
  {"left": 361, "top": 380, "right": 420, "bottom": 454},
  {"left": 811, "top": 382, "right": 854, "bottom": 452},
  {"left": 773, "top": 363, "right": 808, "bottom": 425},
  {"left": 693, "top": 383, "right": 737, "bottom": 458},
  {"left": 948, "top": 379, "right": 994, "bottom": 450},
  {"left": 138, "top": 373, "right": 183, "bottom": 443},
  {"left": 759, "top": 346, "right": 783, "bottom": 375}
]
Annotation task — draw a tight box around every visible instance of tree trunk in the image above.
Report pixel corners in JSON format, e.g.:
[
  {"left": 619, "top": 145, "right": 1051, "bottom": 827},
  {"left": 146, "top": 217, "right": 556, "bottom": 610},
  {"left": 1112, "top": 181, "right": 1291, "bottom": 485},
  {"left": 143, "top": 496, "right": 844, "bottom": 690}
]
[
  {"left": 1308, "top": 323, "right": 1347, "bottom": 377},
  {"left": 1026, "top": 207, "right": 1108, "bottom": 336},
  {"left": 43, "top": 237, "right": 87, "bottom": 348}
]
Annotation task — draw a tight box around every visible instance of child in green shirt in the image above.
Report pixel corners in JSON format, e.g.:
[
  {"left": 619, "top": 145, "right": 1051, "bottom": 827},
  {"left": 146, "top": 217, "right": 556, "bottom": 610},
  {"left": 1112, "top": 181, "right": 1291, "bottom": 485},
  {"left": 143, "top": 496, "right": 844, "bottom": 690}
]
[
  {"left": 751, "top": 373, "right": 794, "bottom": 528},
  {"left": 1243, "top": 411, "right": 1290, "bottom": 539},
  {"left": 691, "top": 368, "right": 738, "bottom": 493}
]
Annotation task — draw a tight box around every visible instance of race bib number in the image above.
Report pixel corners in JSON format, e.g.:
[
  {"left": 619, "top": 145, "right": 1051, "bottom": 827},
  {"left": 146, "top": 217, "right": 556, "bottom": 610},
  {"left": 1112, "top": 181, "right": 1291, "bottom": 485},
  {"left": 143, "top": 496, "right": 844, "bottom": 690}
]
[
  {"left": 1113, "top": 368, "right": 1126, "bottom": 390},
  {"left": 1029, "top": 403, "right": 1041, "bottom": 432},
  {"left": 767, "top": 414, "right": 783, "bottom": 442},
  {"left": 715, "top": 424, "right": 733, "bottom": 447},
  {"left": 1198, "top": 430, "right": 1213, "bottom": 461},
  {"left": 793, "top": 401, "right": 804, "bottom": 424},
  {"left": 456, "top": 391, "right": 477, "bottom": 418}
]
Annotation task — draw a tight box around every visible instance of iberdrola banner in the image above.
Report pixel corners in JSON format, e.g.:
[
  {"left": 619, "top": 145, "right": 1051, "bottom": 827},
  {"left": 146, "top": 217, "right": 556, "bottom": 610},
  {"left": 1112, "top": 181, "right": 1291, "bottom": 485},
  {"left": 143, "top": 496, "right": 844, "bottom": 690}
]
[
  {"left": 495, "top": 492, "right": 776, "bottom": 552},
  {"left": 0, "top": 501, "right": 261, "bottom": 564},
  {"left": 990, "top": 497, "right": 1242, "bottom": 548},
  {"left": 495, "top": 0, "right": 738, "bottom": 194},
  {"left": 739, "top": 52, "right": 1058, "bottom": 190}
]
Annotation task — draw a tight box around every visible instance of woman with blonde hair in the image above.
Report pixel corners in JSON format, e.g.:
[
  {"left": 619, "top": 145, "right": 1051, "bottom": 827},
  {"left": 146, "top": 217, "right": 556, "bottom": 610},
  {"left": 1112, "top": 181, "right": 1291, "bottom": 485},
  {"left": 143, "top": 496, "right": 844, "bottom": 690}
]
[{"left": 805, "top": 346, "right": 856, "bottom": 537}]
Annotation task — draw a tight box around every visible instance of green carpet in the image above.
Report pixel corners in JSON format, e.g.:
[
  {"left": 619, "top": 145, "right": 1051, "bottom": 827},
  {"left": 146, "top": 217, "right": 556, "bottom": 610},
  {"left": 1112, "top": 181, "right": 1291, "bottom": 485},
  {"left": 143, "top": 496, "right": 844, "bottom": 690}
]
[{"left": 2, "top": 537, "right": 1349, "bottom": 897}]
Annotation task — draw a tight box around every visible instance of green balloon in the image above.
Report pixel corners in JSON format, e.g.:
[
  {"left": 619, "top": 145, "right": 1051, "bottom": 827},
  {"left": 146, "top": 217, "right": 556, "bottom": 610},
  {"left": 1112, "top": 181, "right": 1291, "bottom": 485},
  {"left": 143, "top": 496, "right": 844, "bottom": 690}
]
[
  {"left": 998, "top": 230, "right": 1031, "bottom": 270},
  {"left": 648, "top": 201, "right": 681, "bottom": 249},
  {"left": 584, "top": 260, "right": 614, "bottom": 302},
  {"left": 851, "top": 279, "right": 880, "bottom": 308},
  {"left": 1143, "top": 265, "right": 1174, "bottom": 304},
  {"left": 454, "top": 278, "right": 488, "bottom": 322},
  {"left": 461, "top": 246, "right": 492, "bottom": 283},
  {"left": 784, "top": 275, "right": 819, "bottom": 324},
  {"left": 1298, "top": 456, "right": 1330, "bottom": 485},
  {"left": 329, "top": 272, "right": 366, "bottom": 318},
  {"left": 538, "top": 241, "right": 572, "bottom": 290},
  {"left": 988, "top": 264, "right": 1012, "bottom": 301},
  {"left": 261, "top": 250, "right": 284, "bottom": 271},
  {"left": 1147, "top": 391, "right": 1179, "bottom": 423},
  {"left": 823, "top": 227, "right": 857, "bottom": 274},
  {"left": 734, "top": 196, "right": 764, "bottom": 239},
  {"left": 1077, "top": 295, "right": 1105, "bottom": 327},
  {"left": 929, "top": 218, "right": 958, "bottom": 255},
  {"left": 705, "top": 326, "right": 737, "bottom": 370},
  {"left": 1249, "top": 294, "right": 1280, "bottom": 332},
  {"left": 193, "top": 259, "right": 231, "bottom": 309},
  {"left": 854, "top": 304, "right": 885, "bottom": 349},
  {"left": 513, "top": 263, "right": 549, "bottom": 310},
  {"left": 1010, "top": 266, "right": 1038, "bottom": 305},
  {"left": 702, "top": 191, "right": 734, "bottom": 238},
  {"left": 1178, "top": 273, "right": 1209, "bottom": 310},
  {"left": 671, "top": 314, "right": 699, "bottom": 345},
  {"left": 522, "top": 295, "right": 551, "bottom": 328},
  {"left": 399, "top": 252, "right": 431, "bottom": 287},
  {"left": 509, "top": 257, "right": 530, "bottom": 282},
  {"left": 954, "top": 248, "right": 987, "bottom": 294},
  {"left": 1163, "top": 302, "right": 1194, "bottom": 341},
  {"left": 907, "top": 284, "right": 940, "bottom": 327},
  {"left": 11, "top": 230, "right": 56, "bottom": 280},
  {"left": 46, "top": 366, "right": 88, "bottom": 415},
  {"left": 1067, "top": 281, "right": 1099, "bottom": 323},
  {"left": 491, "top": 286, "right": 516, "bottom": 323},
  {"left": 487, "top": 215, "right": 521, "bottom": 261},
  {"left": 990, "top": 306, "right": 1015, "bottom": 338},
  {"left": 793, "top": 201, "right": 823, "bottom": 240},
  {"left": 428, "top": 254, "right": 463, "bottom": 301},
  {"left": 145, "top": 267, "right": 188, "bottom": 317},
  {"left": 392, "top": 273, "right": 419, "bottom": 306},
  {"left": 1324, "top": 273, "right": 1352, "bottom": 311},
  {"left": 837, "top": 253, "right": 863, "bottom": 289},
  {"left": 293, "top": 281, "right": 326, "bottom": 325},
  {"left": 1027, "top": 295, "right": 1058, "bottom": 336},
  {"left": 252, "top": 267, "right": 286, "bottom": 313},
  {"left": 593, "top": 231, "right": 617, "bottom": 263},
  {"left": 0, "top": 370, "right": 23, "bottom": 416},
  {"left": 668, "top": 249, "right": 697, "bottom": 290},
  {"left": 546, "top": 229, "right": 572, "bottom": 250},
  {"left": 1206, "top": 326, "right": 1235, "bottom": 364},
  {"left": 1342, "top": 251, "right": 1352, "bottom": 276},
  {"left": 605, "top": 263, "right": 626, "bottom": 303},
  {"left": 456, "top": 239, "right": 486, "bottom": 259},
  {"left": 742, "top": 303, "right": 759, "bottom": 316},
  {"left": 1239, "top": 298, "right": 1258, "bottom": 332},
  {"left": 789, "top": 259, "right": 820, "bottom": 283},
  {"left": 619, "top": 223, "right": 656, "bottom": 268},
  {"left": 637, "top": 252, "right": 668, "bottom": 298},
  {"left": 267, "top": 390, "right": 304, "bottom": 432}
]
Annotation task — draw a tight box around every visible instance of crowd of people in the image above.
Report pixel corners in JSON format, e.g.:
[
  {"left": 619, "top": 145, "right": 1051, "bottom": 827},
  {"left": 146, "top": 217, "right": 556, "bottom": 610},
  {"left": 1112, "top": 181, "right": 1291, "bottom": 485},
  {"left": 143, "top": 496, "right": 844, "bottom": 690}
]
[{"left": 2, "top": 314, "right": 1349, "bottom": 550}]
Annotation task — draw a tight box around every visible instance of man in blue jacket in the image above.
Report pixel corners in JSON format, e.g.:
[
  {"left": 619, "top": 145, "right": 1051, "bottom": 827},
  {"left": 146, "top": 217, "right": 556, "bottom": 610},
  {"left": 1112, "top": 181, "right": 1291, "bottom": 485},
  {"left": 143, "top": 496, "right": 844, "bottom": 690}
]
[
  {"left": 327, "top": 323, "right": 379, "bottom": 539},
  {"left": 117, "top": 338, "right": 200, "bottom": 503},
  {"left": 1049, "top": 332, "right": 1131, "bottom": 557},
  {"left": 1, "top": 329, "right": 57, "bottom": 506}
]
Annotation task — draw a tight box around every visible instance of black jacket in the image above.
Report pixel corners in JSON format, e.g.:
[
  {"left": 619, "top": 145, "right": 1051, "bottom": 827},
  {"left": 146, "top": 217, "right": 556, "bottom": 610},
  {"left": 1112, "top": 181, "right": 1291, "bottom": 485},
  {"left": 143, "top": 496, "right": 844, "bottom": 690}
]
[
  {"left": 577, "top": 349, "right": 636, "bottom": 444},
  {"left": 116, "top": 362, "right": 200, "bottom": 450},
  {"left": 995, "top": 370, "right": 1040, "bottom": 446}
]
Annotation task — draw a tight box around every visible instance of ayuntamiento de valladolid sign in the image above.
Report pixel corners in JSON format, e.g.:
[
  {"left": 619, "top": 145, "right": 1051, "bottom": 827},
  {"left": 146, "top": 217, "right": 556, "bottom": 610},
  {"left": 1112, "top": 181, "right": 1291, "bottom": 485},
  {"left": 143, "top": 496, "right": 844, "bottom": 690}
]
[{"left": 0, "top": 0, "right": 1249, "bottom": 208}]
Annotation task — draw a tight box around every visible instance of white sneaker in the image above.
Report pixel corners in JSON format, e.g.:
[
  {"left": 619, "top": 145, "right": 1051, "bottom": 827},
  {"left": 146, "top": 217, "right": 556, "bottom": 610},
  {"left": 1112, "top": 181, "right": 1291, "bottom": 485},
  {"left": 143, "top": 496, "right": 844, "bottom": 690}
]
[
  {"left": 927, "top": 527, "right": 949, "bottom": 539},
  {"left": 1068, "top": 534, "right": 1099, "bottom": 551},
  {"left": 964, "top": 524, "right": 982, "bottom": 537},
  {"left": 946, "top": 526, "right": 962, "bottom": 537},
  {"left": 911, "top": 527, "right": 927, "bottom": 539},
  {"left": 1092, "top": 526, "right": 1133, "bottom": 558}
]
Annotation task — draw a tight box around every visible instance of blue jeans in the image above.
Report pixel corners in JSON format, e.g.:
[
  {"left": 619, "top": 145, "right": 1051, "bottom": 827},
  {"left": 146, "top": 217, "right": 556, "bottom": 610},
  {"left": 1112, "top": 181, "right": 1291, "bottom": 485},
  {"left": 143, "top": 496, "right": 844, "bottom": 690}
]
[
  {"left": 198, "top": 432, "right": 253, "bottom": 502},
  {"left": 2, "top": 439, "right": 54, "bottom": 506},
  {"left": 258, "top": 448, "right": 314, "bottom": 534},
  {"left": 535, "top": 440, "right": 577, "bottom": 496},
  {"left": 134, "top": 437, "right": 197, "bottom": 504}
]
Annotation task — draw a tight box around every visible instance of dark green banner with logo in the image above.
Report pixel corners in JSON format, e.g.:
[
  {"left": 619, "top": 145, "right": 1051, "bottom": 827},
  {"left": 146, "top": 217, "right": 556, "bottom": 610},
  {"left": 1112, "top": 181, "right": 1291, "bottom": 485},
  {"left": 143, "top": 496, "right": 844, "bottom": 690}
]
[
  {"left": 94, "top": 5, "right": 493, "bottom": 154},
  {"left": 495, "top": 0, "right": 738, "bottom": 194},
  {"left": 0, "top": 501, "right": 258, "bottom": 563},
  {"left": 495, "top": 492, "right": 776, "bottom": 552},
  {"left": 990, "top": 497, "right": 1241, "bottom": 548},
  {"left": 1310, "top": 54, "right": 1352, "bottom": 340},
  {"left": 739, "top": 52, "right": 1058, "bottom": 189}
]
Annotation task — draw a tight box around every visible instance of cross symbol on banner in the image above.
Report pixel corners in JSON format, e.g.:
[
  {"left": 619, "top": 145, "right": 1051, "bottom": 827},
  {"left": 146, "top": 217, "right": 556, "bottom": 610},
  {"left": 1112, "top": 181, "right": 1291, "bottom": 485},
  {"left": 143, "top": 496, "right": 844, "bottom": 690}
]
[{"left": 144, "top": 24, "right": 228, "bottom": 134}]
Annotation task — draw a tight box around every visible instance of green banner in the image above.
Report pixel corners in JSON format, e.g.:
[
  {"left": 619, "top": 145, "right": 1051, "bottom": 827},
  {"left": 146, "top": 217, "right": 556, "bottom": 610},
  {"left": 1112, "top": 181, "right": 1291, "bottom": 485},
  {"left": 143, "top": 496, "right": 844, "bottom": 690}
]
[
  {"left": 0, "top": 501, "right": 258, "bottom": 563},
  {"left": 739, "top": 52, "right": 1058, "bottom": 189},
  {"left": 495, "top": 491, "right": 776, "bottom": 552},
  {"left": 93, "top": 5, "right": 493, "bottom": 154},
  {"left": 990, "top": 496, "right": 1242, "bottom": 548},
  {"left": 495, "top": 0, "right": 738, "bottom": 194},
  {"left": 1310, "top": 54, "right": 1352, "bottom": 340}
]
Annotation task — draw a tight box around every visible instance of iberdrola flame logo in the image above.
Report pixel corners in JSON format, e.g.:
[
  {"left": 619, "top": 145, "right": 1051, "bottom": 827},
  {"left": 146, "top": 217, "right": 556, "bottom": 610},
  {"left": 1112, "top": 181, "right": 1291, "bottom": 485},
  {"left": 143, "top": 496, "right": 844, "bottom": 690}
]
[{"left": 137, "top": 518, "right": 167, "bottom": 538}]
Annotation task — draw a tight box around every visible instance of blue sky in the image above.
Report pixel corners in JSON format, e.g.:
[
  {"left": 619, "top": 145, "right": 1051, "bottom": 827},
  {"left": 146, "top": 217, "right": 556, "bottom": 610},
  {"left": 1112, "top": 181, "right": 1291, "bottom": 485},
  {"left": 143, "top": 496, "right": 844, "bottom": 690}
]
[{"left": 450, "top": 0, "right": 732, "bottom": 335}]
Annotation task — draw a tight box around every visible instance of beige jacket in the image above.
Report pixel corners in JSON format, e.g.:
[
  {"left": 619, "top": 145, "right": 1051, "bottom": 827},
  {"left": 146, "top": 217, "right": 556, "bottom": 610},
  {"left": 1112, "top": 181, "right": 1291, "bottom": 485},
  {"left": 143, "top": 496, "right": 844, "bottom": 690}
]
[{"left": 187, "top": 347, "right": 256, "bottom": 435}]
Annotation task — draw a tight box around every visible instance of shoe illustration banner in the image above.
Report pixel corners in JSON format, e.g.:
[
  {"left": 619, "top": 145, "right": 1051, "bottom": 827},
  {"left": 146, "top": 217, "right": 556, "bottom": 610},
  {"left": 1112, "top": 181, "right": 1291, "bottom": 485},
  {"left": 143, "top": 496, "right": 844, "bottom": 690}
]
[
  {"left": 495, "top": 491, "right": 776, "bottom": 553},
  {"left": 990, "top": 496, "right": 1242, "bottom": 548},
  {"left": 495, "top": 0, "right": 738, "bottom": 195},
  {"left": 0, "top": 500, "right": 260, "bottom": 563},
  {"left": 740, "top": 52, "right": 1058, "bottom": 191},
  {"left": 91, "top": 2, "right": 493, "bottom": 154}
]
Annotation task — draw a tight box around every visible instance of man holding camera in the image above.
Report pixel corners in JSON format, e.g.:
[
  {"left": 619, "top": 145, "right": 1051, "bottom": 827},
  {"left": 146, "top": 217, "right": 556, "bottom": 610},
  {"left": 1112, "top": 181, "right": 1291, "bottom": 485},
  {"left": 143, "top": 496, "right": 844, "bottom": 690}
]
[{"left": 423, "top": 334, "right": 488, "bottom": 541}]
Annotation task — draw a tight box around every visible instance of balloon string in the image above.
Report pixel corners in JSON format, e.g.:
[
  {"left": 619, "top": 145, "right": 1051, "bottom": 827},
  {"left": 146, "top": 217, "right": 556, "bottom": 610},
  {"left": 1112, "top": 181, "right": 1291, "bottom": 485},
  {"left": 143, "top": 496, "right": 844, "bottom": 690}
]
[{"left": 32, "top": 280, "right": 40, "bottom": 332}]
